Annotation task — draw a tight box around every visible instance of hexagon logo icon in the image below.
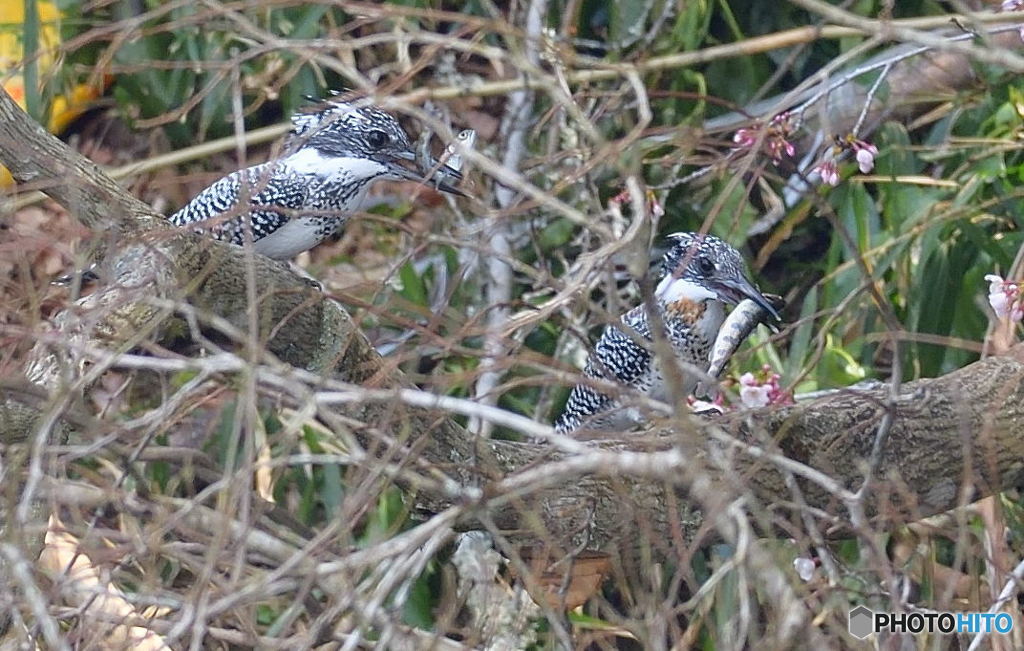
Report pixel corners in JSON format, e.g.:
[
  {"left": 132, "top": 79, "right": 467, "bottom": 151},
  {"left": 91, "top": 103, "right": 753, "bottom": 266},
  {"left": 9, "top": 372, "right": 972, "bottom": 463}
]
[{"left": 849, "top": 606, "right": 874, "bottom": 639}]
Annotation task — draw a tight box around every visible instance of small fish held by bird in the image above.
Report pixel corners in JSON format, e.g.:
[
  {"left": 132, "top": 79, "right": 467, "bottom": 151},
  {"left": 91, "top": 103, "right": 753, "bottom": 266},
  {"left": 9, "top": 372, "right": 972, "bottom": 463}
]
[
  {"left": 695, "top": 293, "right": 785, "bottom": 399},
  {"left": 417, "top": 128, "right": 476, "bottom": 192}
]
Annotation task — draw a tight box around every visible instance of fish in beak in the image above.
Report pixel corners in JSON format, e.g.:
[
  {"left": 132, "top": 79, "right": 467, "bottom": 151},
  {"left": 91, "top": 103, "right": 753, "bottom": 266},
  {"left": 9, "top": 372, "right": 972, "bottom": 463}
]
[
  {"left": 388, "top": 150, "right": 468, "bottom": 196},
  {"left": 713, "top": 276, "right": 781, "bottom": 321}
]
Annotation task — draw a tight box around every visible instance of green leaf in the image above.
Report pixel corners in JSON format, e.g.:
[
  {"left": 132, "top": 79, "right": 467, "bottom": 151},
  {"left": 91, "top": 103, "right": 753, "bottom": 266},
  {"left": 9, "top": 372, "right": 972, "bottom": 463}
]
[
  {"left": 402, "top": 569, "right": 436, "bottom": 629},
  {"left": 22, "top": 0, "right": 41, "bottom": 122},
  {"left": 874, "top": 122, "right": 915, "bottom": 177},
  {"left": 320, "top": 461, "right": 343, "bottom": 516},
  {"left": 786, "top": 286, "right": 817, "bottom": 385},
  {"left": 670, "top": 0, "right": 712, "bottom": 51},
  {"left": 210, "top": 400, "right": 239, "bottom": 470},
  {"left": 609, "top": 0, "right": 650, "bottom": 46},
  {"left": 817, "top": 336, "right": 866, "bottom": 388},
  {"left": 567, "top": 611, "right": 621, "bottom": 630},
  {"left": 284, "top": 5, "right": 328, "bottom": 38},
  {"left": 397, "top": 262, "right": 429, "bottom": 307},
  {"left": 360, "top": 487, "right": 408, "bottom": 546},
  {"left": 538, "top": 217, "right": 575, "bottom": 251}
]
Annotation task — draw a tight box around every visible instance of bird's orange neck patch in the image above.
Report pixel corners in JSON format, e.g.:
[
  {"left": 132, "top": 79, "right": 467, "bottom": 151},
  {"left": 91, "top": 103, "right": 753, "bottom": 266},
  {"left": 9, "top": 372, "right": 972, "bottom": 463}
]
[{"left": 665, "top": 298, "right": 707, "bottom": 322}]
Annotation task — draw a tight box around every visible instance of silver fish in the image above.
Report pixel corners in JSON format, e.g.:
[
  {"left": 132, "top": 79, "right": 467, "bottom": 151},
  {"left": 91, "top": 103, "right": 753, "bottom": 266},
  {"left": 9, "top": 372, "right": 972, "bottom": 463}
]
[
  {"left": 415, "top": 129, "right": 475, "bottom": 194},
  {"left": 445, "top": 129, "right": 476, "bottom": 173},
  {"left": 696, "top": 294, "right": 783, "bottom": 398}
]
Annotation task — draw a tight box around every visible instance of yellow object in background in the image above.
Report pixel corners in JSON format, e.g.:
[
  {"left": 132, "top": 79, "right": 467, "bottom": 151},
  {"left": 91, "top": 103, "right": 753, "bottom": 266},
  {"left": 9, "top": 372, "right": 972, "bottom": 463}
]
[{"left": 1, "top": 0, "right": 104, "bottom": 185}]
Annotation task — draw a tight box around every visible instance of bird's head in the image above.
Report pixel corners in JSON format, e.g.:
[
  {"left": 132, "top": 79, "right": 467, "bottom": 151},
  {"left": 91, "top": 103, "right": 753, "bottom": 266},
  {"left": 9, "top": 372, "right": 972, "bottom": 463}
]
[
  {"left": 656, "top": 232, "right": 780, "bottom": 320},
  {"left": 287, "top": 99, "right": 464, "bottom": 194}
]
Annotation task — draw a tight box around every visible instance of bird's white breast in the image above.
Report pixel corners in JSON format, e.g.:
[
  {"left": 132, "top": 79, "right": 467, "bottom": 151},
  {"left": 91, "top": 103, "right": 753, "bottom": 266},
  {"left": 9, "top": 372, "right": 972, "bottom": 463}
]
[
  {"left": 284, "top": 149, "right": 391, "bottom": 214},
  {"left": 285, "top": 149, "right": 389, "bottom": 181},
  {"left": 655, "top": 275, "right": 718, "bottom": 303},
  {"left": 251, "top": 217, "right": 329, "bottom": 259}
]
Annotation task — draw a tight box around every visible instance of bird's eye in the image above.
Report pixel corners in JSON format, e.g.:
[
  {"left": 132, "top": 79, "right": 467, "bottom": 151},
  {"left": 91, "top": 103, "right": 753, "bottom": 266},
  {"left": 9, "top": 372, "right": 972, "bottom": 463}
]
[
  {"left": 697, "top": 256, "right": 715, "bottom": 275},
  {"left": 366, "top": 129, "right": 390, "bottom": 149}
]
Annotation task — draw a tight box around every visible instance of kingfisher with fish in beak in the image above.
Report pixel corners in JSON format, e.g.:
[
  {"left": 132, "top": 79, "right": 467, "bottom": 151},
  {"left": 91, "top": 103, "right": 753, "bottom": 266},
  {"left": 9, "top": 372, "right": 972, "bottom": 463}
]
[
  {"left": 168, "top": 97, "right": 466, "bottom": 260},
  {"left": 555, "top": 232, "right": 780, "bottom": 434}
]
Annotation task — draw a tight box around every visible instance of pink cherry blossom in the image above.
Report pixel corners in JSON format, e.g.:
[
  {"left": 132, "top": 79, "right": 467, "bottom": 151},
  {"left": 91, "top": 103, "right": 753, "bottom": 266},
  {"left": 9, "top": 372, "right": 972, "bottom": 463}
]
[
  {"left": 816, "top": 160, "right": 840, "bottom": 186},
  {"left": 731, "top": 113, "right": 797, "bottom": 164},
  {"left": 767, "top": 138, "right": 796, "bottom": 161},
  {"left": 852, "top": 141, "right": 879, "bottom": 173},
  {"left": 647, "top": 190, "right": 665, "bottom": 218},
  {"left": 793, "top": 557, "right": 817, "bottom": 582},
  {"left": 609, "top": 188, "right": 666, "bottom": 218},
  {"left": 608, "top": 188, "right": 630, "bottom": 205},
  {"left": 733, "top": 128, "right": 757, "bottom": 148},
  {"left": 737, "top": 365, "right": 793, "bottom": 409},
  {"left": 986, "top": 273, "right": 1024, "bottom": 322},
  {"left": 739, "top": 372, "right": 771, "bottom": 408}
]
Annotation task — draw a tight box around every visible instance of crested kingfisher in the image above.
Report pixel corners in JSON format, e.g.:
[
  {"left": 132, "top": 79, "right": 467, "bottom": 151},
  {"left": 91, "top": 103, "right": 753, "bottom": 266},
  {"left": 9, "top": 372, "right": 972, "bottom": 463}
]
[
  {"left": 554, "top": 232, "right": 780, "bottom": 434},
  {"left": 168, "top": 98, "right": 464, "bottom": 260}
]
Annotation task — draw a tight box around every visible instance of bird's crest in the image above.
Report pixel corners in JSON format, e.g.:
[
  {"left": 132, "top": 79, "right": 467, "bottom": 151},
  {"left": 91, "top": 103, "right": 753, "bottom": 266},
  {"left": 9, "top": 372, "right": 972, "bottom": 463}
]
[
  {"left": 290, "top": 96, "right": 364, "bottom": 138},
  {"left": 285, "top": 93, "right": 414, "bottom": 160}
]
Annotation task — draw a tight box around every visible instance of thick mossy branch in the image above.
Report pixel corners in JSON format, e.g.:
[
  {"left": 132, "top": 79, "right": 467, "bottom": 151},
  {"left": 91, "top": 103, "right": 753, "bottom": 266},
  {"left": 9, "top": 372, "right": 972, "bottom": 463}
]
[{"left": 459, "top": 348, "right": 1024, "bottom": 551}]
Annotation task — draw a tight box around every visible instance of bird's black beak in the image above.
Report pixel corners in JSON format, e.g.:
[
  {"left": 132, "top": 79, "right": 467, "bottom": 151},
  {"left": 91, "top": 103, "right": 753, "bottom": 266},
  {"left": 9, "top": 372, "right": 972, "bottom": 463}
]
[
  {"left": 390, "top": 151, "right": 468, "bottom": 197},
  {"left": 716, "top": 276, "right": 781, "bottom": 321},
  {"left": 432, "top": 167, "right": 468, "bottom": 197}
]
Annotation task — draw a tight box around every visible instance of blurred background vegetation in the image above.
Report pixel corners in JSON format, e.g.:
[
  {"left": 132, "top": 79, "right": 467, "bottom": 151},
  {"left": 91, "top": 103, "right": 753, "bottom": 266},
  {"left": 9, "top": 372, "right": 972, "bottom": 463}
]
[{"left": 3, "top": 0, "right": 1024, "bottom": 647}]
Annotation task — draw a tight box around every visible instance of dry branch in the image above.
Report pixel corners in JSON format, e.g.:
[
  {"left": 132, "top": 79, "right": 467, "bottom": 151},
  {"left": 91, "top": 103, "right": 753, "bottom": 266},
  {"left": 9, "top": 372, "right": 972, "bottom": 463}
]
[{"left": 2, "top": 70, "right": 1024, "bottom": 581}]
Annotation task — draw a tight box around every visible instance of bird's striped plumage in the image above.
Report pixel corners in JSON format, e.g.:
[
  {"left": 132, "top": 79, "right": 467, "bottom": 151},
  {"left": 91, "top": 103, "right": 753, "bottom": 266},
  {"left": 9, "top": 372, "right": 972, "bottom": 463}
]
[
  {"left": 169, "top": 99, "right": 460, "bottom": 260},
  {"left": 554, "top": 232, "right": 778, "bottom": 435},
  {"left": 168, "top": 152, "right": 386, "bottom": 259},
  {"left": 554, "top": 298, "right": 725, "bottom": 433}
]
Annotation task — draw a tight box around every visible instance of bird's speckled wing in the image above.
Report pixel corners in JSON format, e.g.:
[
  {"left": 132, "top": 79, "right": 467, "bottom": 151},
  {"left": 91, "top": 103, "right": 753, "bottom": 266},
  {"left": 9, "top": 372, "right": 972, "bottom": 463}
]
[
  {"left": 554, "top": 306, "right": 654, "bottom": 433},
  {"left": 168, "top": 162, "right": 318, "bottom": 246}
]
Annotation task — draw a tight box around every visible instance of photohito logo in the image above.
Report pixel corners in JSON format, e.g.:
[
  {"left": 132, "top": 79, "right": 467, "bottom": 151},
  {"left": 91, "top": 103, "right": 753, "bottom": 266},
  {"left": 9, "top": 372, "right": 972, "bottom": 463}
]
[{"left": 848, "top": 606, "right": 1013, "bottom": 639}]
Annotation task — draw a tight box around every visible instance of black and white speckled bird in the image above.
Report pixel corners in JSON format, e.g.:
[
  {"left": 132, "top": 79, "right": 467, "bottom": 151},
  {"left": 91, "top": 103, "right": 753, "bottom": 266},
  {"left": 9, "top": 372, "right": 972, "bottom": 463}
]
[
  {"left": 168, "top": 99, "right": 463, "bottom": 260},
  {"left": 554, "top": 232, "right": 780, "bottom": 434}
]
